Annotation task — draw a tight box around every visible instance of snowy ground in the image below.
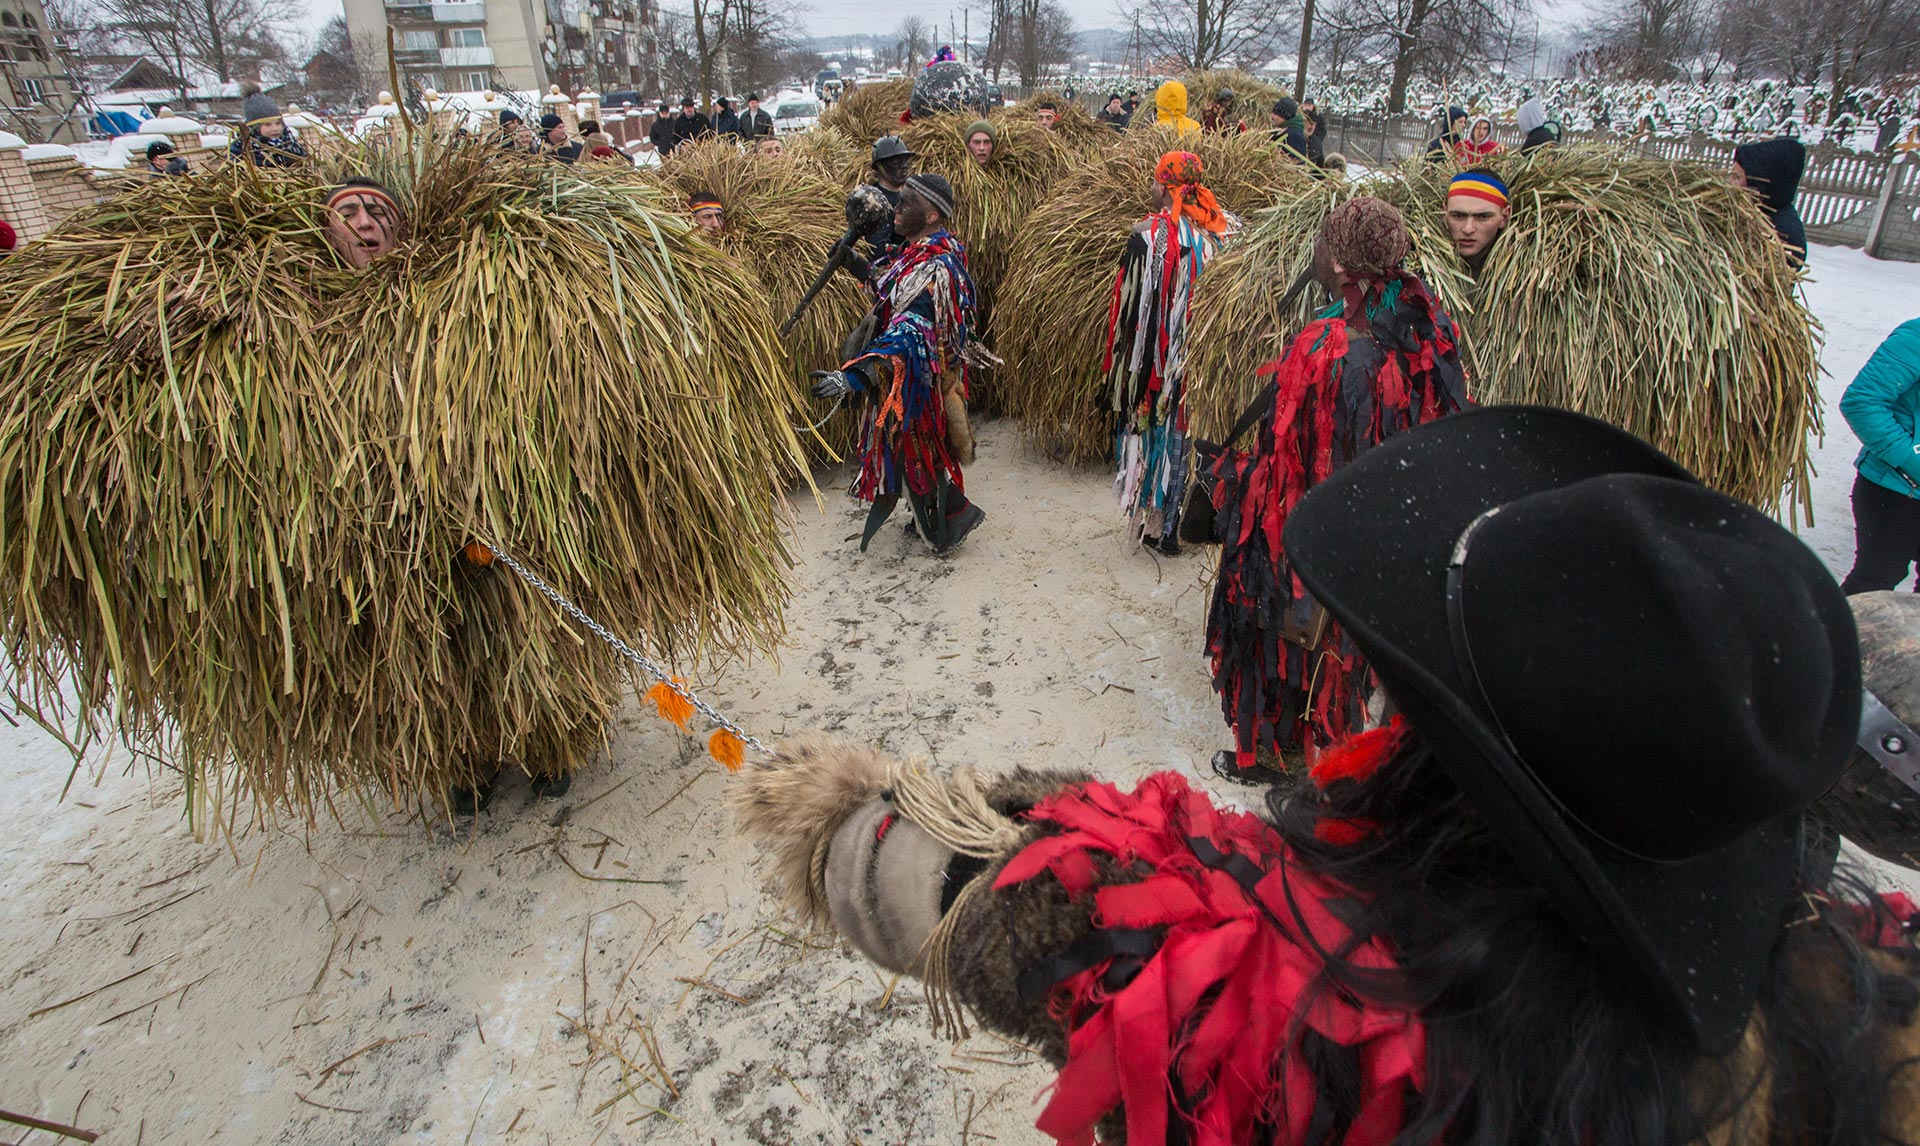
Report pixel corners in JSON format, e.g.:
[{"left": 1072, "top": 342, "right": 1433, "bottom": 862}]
[{"left": 0, "top": 243, "right": 1916, "bottom": 1145}]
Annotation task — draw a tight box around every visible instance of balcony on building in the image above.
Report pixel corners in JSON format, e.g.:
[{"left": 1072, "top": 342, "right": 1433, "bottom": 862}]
[
  {"left": 440, "top": 45, "right": 493, "bottom": 66},
  {"left": 384, "top": 1, "right": 488, "bottom": 21}
]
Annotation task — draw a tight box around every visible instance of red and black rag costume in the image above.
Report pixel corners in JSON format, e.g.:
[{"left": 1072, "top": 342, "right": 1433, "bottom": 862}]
[
  {"left": 734, "top": 730, "right": 1429, "bottom": 1146},
  {"left": 1207, "top": 273, "right": 1468, "bottom": 769},
  {"left": 841, "top": 228, "right": 985, "bottom": 547}
]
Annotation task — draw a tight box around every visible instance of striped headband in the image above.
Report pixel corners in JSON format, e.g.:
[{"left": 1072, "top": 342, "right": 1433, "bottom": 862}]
[
  {"left": 326, "top": 184, "right": 401, "bottom": 216},
  {"left": 689, "top": 198, "right": 723, "bottom": 213},
  {"left": 1448, "top": 172, "right": 1508, "bottom": 207}
]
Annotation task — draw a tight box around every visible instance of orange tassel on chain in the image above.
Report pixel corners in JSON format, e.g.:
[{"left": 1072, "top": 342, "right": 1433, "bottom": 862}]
[
  {"left": 709, "top": 729, "right": 746, "bottom": 773},
  {"left": 646, "top": 679, "right": 695, "bottom": 731}
]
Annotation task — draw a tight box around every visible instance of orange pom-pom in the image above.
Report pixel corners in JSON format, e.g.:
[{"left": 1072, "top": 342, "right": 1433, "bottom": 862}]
[
  {"left": 709, "top": 729, "right": 746, "bottom": 772},
  {"left": 462, "top": 540, "right": 495, "bottom": 566},
  {"left": 646, "top": 680, "right": 695, "bottom": 731}
]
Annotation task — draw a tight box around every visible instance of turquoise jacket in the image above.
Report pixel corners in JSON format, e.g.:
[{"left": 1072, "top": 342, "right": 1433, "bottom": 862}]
[{"left": 1842, "top": 318, "right": 1920, "bottom": 499}]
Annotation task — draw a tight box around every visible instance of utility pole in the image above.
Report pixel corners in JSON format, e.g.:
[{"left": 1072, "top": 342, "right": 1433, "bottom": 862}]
[{"left": 1294, "top": 0, "right": 1314, "bottom": 100}]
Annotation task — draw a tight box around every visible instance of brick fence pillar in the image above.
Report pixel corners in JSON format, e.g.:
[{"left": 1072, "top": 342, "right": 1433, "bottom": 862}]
[{"left": 0, "top": 137, "right": 53, "bottom": 245}]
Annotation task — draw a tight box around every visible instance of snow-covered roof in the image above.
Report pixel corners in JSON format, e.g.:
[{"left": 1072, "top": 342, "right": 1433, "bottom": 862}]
[
  {"left": 0, "top": 130, "right": 24, "bottom": 149},
  {"left": 140, "top": 116, "right": 205, "bottom": 133},
  {"left": 22, "top": 144, "right": 77, "bottom": 161}
]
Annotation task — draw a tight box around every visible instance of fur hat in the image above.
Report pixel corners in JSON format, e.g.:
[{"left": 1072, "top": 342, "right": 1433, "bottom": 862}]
[{"left": 1322, "top": 196, "right": 1410, "bottom": 280}]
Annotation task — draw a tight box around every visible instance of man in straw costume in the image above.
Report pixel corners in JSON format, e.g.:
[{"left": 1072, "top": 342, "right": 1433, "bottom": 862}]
[
  {"left": 735, "top": 408, "right": 1920, "bottom": 1146},
  {"left": 811, "top": 173, "right": 987, "bottom": 555},
  {"left": 1106, "top": 151, "right": 1236, "bottom": 556},
  {"left": 1445, "top": 168, "right": 1511, "bottom": 272},
  {"left": 321, "top": 178, "right": 404, "bottom": 268},
  {"left": 1207, "top": 197, "right": 1468, "bottom": 784}
]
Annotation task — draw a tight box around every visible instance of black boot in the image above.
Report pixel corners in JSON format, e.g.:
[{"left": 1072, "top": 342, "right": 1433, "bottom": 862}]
[
  {"left": 529, "top": 772, "right": 574, "bottom": 799},
  {"left": 935, "top": 503, "right": 986, "bottom": 554},
  {"left": 449, "top": 768, "right": 500, "bottom": 816},
  {"left": 1210, "top": 749, "right": 1292, "bottom": 788}
]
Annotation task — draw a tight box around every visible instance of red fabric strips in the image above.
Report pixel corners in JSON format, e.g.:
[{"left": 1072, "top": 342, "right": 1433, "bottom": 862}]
[{"left": 997, "top": 772, "right": 1426, "bottom": 1146}]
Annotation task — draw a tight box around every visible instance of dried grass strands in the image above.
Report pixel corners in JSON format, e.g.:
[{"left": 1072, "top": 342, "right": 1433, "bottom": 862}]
[
  {"left": 657, "top": 138, "right": 870, "bottom": 463},
  {"left": 1005, "top": 91, "right": 1113, "bottom": 154},
  {"left": 996, "top": 126, "right": 1313, "bottom": 461},
  {"left": 0, "top": 142, "right": 808, "bottom": 830},
  {"left": 1132, "top": 69, "right": 1289, "bottom": 131},
  {"left": 1184, "top": 148, "right": 1820, "bottom": 512},
  {"left": 818, "top": 80, "right": 914, "bottom": 147},
  {"left": 784, "top": 126, "right": 864, "bottom": 189}
]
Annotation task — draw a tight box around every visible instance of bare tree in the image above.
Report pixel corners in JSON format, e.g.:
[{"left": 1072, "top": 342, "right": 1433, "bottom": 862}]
[
  {"left": 1126, "top": 0, "right": 1289, "bottom": 71},
  {"left": 663, "top": 0, "right": 732, "bottom": 110},
  {"left": 895, "top": 15, "right": 933, "bottom": 69},
  {"left": 731, "top": 0, "right": 800, "bottom": 95},
  {"left": 1012, "top": 0, "right": 1073, "bottom": 86},
  {"left": 91, "top": 0, "right": 301, "bottom": 95},
  {"left": 1320, "top": 0, "right": 1531, "bottom": 112}
]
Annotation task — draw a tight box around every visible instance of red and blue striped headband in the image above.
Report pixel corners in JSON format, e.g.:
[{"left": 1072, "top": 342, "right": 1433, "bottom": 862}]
[{"left": 1449, "top": 172, "right": 1508, "bottom": 207}]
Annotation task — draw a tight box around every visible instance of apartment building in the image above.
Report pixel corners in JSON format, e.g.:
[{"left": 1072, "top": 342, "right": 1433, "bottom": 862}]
[
  {"left": 343, "top": 0, "right": 550, "bottom": 94},
  {"left": 0, "top": 0, "right": 80, "bottom": 142}
]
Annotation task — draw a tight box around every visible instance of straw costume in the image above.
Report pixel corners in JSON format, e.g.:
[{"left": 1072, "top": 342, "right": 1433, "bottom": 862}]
[
  {"left": 825, "top": 173, "right": 989, "bottom": 553},
  {"left": 736, "top": 410, "right": 1920, "bottom": 1146},
  {"left": 0, "top": 145, "right": 805, "bottom": 826},
  {"left": 1106, "top": 152, "right": 1236, "bottom": 552},
  {"left": 1207, "top": 198, "right": 1468, "bottom": 776}
]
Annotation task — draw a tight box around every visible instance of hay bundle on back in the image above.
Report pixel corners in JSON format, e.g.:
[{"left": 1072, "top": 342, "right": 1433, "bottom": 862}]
[
  {"left": 658, "top": 137, "right": 869, "bottom": 462},
  {"left": 819, "top": 79, "right": 913, "bottom": 145},
  {"left": 1184, "top": 148, "right": 1820, "bottom": 511},
  {"left": 786, "top": 125, "right": 864, "bottom": 188},
  {"left": 0, "top": 142, "right": 808, "bottom": 829},
  {"left": 1133, "top": 69, "right": 1286, "bottom": 131},
  {"left": 1008, "top": 90, "right": 1113, "bottom": 153},
  {"left": 996, "top": 126, "right": 1312, "bottom": 461}
]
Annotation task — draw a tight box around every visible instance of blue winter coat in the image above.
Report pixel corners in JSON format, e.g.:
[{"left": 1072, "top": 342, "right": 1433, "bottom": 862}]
[{"left": 1841, "top": 318, "right": 1920, "bottom": 499}]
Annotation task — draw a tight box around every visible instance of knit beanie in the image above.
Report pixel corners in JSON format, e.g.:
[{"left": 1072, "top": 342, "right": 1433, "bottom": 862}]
[
  {"left": 242, "top": 89, "right": 280, "bottom": 125},
  {"left": 1322, "top": 196, "right": 1410, "bottom": 280},
  {"left": 963, "top": 119, "right": 996, "bottom": 143},
  {"left": 500, "top": 108, "right": 522, "bottom": 126},
  {"left": 539, "top": 113, "right": 564, "bottom": 131},
  {"left": 1275, "top": 97, "right": 1298, "bottom": 120}
]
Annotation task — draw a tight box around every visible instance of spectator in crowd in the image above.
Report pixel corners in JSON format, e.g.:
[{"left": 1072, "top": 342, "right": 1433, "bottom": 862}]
[
  {"left": 321, "top": 178, "right": 404, "bottom": 269},
  {"left": 964, "top": 120, "right": 996, "bottom": 165},
  {"left": 498, "top": 109, "right": 536, "bottom": 151},
  {"left": 739, "top": 93, "right": 775, "bottom": 141},
  {"left": 229, "top": 89, "right": 309, "bottom": 168},
  {"left": 1201, "top": 88, "right": 1238, "bottom": 132},
  {"left": 1837, "top": 317, "right": 1920, "bottom": 593},
  {"left": 1098, "top": 92, "right": 1129, "bottom": 131},
  {"left": 1733, "top": 136, "right": 1807, "bottom": 268},
  {"left": 1458, "top": 115, "right": 1500, "bottom": 161},
  {"left": 715, "top": 97, "right": 742, "bottom": 139},
  {"left": 1424, "top": 105, "right": 1468, "bottom": 162},
  {"left": 1270, "top": 97, "right": 1310, "bottom": 162},
  {"left": 648, "top": 105, "right": 675, "bottom": 154},
  {"left": 1302, "top": 98, "right": 1327, "bottom": 166},
  {"left": 669, "top": 97, "right": 709, "bottom": 152},
  {"left": 144, "top": 140, "right": 187, "bottom": 178},
  {"left": 1445, "top": 169, "right": 1511, "bottom": 272},
  {"left": 1036, "top": 100, "right": 1059, "bottom": 130},
  {"left": 1122, "top": 89, "right": 1140, "bottom": 119},
  {"left": 688, "top": 190, "right": 725, "bottom": 234},
  {"left": 539, "top": 114, "right": 582, "bottom": 163},
  {"left": 1518, "top": 97, "right": 1558, "bottom": 153}
]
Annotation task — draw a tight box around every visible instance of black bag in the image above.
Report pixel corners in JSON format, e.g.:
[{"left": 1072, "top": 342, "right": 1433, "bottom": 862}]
[{"left": 1179, "top": 379, "right": 1277, "bottom": 546}]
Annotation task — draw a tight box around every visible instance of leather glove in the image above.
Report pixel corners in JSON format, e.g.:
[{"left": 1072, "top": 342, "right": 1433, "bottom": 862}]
[{"left": 810, "top": 370, "right": 857, "bottom": 400}]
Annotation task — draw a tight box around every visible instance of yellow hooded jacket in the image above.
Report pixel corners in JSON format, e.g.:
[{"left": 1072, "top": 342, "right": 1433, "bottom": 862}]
[{"left": 1155, "top": 81, "right": 1201, "bottom": 134}]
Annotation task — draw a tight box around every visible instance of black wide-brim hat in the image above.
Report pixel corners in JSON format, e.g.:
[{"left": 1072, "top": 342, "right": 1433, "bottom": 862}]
[{"left": 1283, "top": 406, "right": 1860, "bottom": 1053}]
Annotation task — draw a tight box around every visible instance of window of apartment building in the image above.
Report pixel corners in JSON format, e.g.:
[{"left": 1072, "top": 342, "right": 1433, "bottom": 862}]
[
  {"left": 462, "top": 71, "right": 490, "bottom": 89},
  {"left": 402, "top": 29, "right": 439, "bottom": 50},
  {"left": 21, "top": 76, "right": 46, "bottom": 102},
  {"left": 449, "top": 26, "right": 485, "bottom": 46}
]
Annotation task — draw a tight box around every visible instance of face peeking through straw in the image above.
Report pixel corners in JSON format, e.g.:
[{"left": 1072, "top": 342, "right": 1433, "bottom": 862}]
[{"left": 323, "top": 180, "right": 404, "bottom": 269}]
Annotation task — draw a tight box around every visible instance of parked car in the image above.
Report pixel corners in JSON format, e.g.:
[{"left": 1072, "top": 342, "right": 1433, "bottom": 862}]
[{"left": 773, "top": 95, "right": 821, "bottom": 134}]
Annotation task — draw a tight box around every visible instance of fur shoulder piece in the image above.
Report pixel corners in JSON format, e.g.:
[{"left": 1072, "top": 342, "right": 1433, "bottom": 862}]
[{"left": 730, "top": 733, "right": 894, "bottom": 927}]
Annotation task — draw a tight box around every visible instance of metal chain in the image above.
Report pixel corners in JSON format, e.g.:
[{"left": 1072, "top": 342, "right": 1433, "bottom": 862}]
[
  {"left": 478, "top": 539, "right": 770, "bottom": 757},
  {"left": 790, "top": 393, "right": 845, "bottom": 434}
]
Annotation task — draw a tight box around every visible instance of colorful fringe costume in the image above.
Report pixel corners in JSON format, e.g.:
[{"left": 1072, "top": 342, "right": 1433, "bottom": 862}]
[
  {"left": 843, "top": 229, "right": 985, "bottom": 547},
  {"left": 1106, "top": 152, "right": 1235, "bottom": 549},
  {"left": 1207, "top": 276, "right": 1468, "bottom": 767}
]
